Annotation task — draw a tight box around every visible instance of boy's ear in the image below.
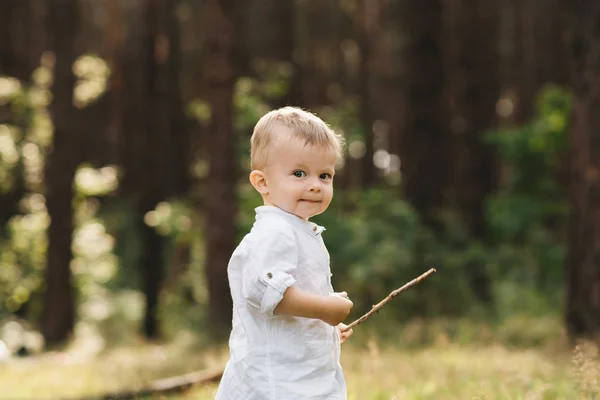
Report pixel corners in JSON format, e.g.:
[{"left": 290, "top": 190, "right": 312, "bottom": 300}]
[{"left": 249, "top": 170, "right": 269, "bottom": 194}]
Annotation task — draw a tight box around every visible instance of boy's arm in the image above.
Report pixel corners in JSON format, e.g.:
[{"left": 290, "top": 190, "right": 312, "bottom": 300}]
[{"left": 274, "top": 286, "right": 353, "bottom": 326}]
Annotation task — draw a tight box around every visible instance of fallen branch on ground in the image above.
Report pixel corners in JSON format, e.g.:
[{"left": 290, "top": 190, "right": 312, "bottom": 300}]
[
  {"left": 341, "top": 268, "right": 437, "bottom": 333},
  {"left": 60, "top": 366, "right": 224, "bottom": 400},
  {"left": 56, "top": 270, "right": 434, "bottom": 399}
]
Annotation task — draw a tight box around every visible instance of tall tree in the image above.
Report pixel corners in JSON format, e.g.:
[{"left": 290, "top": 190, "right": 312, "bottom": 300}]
[
  {"left": 290, "top": 0, "right": 343, "bottom": 109},
  {"left": 42, "top": 0, "right": 80, "bottom": 345},
  {"left": 444, "top": 0, "right": 500, "bottom": 303},
  {"left": 356, "top": 0, "right": 388, "bottom": 188},
  {"left": 399, "top": 0, "right": 447, "bottom": 225},
  {"left": 512, "top": 0, "right": 536, "bottom": 124},
  {"left": 565, "top": 0, "right": 600, "bottom": 340},
  {"left": 199, "top": 0, "right": 237, "bottom": 335},
  {"left": 504, "top": 0, "right": 570, "bottom": 125},
  {"left": 104, "top": 0, "right": 124, "bottom": 167},
  {"left": 0, "top": 0, "right": 47, "bottom": 81},
  {"left": 238, "top": 0, "right": 293, "bottom": 75},
  {"left": 0, "top": 1, "right": 46, "bottom": 239},
  {"left": 113, "top": 0, "right": 189, "bottom": 339},
  {"left": 142, "top": 0, "right": 189, "bottom": 338}
]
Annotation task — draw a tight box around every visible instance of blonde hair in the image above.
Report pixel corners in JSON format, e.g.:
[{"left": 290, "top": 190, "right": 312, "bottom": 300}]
[{"left": 250, "top": 106, "right": 344, "bottom": 170}]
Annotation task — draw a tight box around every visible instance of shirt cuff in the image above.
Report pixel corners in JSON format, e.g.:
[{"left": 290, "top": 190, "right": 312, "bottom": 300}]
[{"left": 260, "top": 270, "right": 296, "bottom": 317}]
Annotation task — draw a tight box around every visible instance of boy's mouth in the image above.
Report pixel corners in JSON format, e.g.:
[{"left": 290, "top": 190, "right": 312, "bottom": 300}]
[{"left": 300, "top": 199, "right": 321, "bottom": 204}]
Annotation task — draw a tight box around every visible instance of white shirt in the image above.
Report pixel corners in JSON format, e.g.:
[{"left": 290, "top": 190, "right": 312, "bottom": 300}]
[{"left": 215, "top": 206, "right": 347, "bottom": 400}]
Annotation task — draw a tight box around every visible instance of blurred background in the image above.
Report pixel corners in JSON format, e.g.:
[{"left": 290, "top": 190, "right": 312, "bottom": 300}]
[{"left": 1, "top": 0, "right": 599, "bottom": 399}]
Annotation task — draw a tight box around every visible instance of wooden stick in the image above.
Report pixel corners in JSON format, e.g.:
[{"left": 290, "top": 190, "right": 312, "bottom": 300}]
[
  {"left": 341, "top": 268, "right": 437, "bottom": 333},
  {"left": 60, "top": 366, "right": 224, "bottom": 400}
]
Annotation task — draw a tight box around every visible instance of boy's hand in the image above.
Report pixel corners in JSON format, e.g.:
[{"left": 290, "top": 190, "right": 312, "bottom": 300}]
[
  {"left": 338, "top": 323, "right": 353, "bottom": 343},
  {"left": 321, "top": 292, "right": 353, "bottom": 326}
]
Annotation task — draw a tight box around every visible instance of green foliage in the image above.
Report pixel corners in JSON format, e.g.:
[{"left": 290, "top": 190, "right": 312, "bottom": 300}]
[
  {"left": 151, "top": 65, "right": 293, "bottom": 336},
  {"left": 145, "top": 199, "right": 210, "bottom": 336},
  {"left": 0, "top": 54, "right": 114, "bottom": 322},
  {"left": 305, "top": 86, "right": 573, "bottom": 323},
  {"left": 0, "top": 196, "right": 48, "bottom": 317},
  {"left": 484, "top": 85, "right": 571, "bottom": 293},
  {"left": 0, "top": 52, "right": 575, "bottom": 347},
  {"left": 485, "top": 85, "right": 570, "bottom": 240},
  {"left": 0, "top": 62, "right": 54, "bottom": 319},
  {"left": 234, "top": 61, "right": 295, "bottom": 174},
  {"left": 72, "top": 54, "right": 111, "bottom": 109},
  {"left": 311, "top": 190, "right": 485, "bottom": 320}
]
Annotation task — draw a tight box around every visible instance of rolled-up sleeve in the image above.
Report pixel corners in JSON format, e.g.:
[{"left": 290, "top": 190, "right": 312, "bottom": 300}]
[{"left": 242, "top": 221, "right": 298, "bottom": 317}]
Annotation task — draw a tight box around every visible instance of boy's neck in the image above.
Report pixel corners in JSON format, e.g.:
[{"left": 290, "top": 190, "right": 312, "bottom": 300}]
[{"left": 261, "top": 203, "right": 311, "bottom": 221}]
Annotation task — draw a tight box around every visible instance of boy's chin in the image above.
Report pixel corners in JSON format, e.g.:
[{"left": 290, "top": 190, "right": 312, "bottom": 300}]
[
  {"left": 303, "top": 209, "right": 326, "bottom": 220},
  {"left": 292, "top": 210, "right": 316, "bottom": 220},
  {"left": 276, "top": 203, "right": 328, "bottom": 220}
]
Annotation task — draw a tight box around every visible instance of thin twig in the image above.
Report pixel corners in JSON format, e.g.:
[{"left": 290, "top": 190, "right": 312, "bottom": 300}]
[{"left": 341, "top": 268, "right": 437, "bottom": 333}]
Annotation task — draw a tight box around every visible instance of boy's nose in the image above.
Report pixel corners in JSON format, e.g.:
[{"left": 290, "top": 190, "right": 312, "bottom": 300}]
[{"left": 308, "top": 178, "right": 321, "bottom": 191}]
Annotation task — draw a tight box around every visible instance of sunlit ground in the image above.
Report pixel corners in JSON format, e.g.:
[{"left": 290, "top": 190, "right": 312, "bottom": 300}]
[
  {"left": 1, "top": 317, "right": 598, "bottom": 400},
  {"left": 0, "top": 333, "right": 223, "bottom": 399},
  {"left": 190, "top": 345, "right": 583, "bottom": 400}
]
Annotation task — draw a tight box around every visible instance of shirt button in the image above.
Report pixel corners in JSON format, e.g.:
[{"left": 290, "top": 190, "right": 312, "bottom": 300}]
[
  {"left": 313, "top": 226, "right": 317, "bottom": 232},
  {"left": 266, "top": 272, "right": 273, "bottom": 279}
]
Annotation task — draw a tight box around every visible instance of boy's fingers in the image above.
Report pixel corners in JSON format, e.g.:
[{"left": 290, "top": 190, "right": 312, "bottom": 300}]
[{"left": 340, "top": 328, "right": 353, "bottom": 343}]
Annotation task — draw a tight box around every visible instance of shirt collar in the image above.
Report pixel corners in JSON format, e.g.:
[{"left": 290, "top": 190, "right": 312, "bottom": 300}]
[{"left": 255, "top": 205, "right": 326, "bottom": 236}]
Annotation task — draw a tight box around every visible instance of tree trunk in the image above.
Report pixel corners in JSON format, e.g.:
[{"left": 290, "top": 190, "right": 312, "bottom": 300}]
[
  {"left": 137, "top": 201, "right": 165, "bottom": 339},
  {"left": 508, "top": 0, "right": 570, "bottom": 125},
  {"left": 238, "top": 0, "right": 293, "bottom": 78},
  {"left": 399, "top": 0, "right": 447, "bottom": 226},
  {"left": 532, "top": 0, "right": 570, "bottom": 88},
  {"left": 200, "top": 0, "right": 237, "bottom": 336},
  {"left": 443, "top": 0, "right": 500, "bottom": 303},
  {"left": 290, "top": 0, "right": 342, "bottom": 109},
  {"left": 41, "top": 0, "right": 80, "bottom": 346},
  {"left": 0, "top": 0, "right": 47, "bottom": 81},
  {"left": 356, "top": 0, "right": 388, "bottom": 188},
  {"left": 139, "top": 0, "right": 189, "bottom": 339},
  {"left": 111, "top": 0, "right": 189, "bottom": 339},
  {"left": 512, "top": 0, "right": 536, "bottom": 124},
  {"left": 0, "top": 0, "right": 44, "bottom": 239},
  {"left": 104, "top": 0, "right": 124, "bottom": 166},
  {"left": 114, "top": 0, "right": 164, "bottom": 340},
  {"left": 0, "top": 1, "right": 15, "bottom": 75},
  {"left": 565, "top": 0, "right": 600, "bottom": 340}
]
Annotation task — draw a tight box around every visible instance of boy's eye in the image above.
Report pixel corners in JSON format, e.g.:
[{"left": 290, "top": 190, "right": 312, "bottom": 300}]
[
  {"left": 293, "top": 170, "right": 306, "bottom": 178},
  {"left": 320, "top": 173, "right": 332, "bottom": 180}
]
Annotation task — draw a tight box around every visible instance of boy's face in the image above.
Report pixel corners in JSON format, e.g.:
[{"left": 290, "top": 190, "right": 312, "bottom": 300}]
[{"left": 259, "top": 130, "right": 337, "bottom": 220}]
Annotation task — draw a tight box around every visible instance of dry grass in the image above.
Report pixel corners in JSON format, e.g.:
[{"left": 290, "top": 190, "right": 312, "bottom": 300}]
[
  {"left": 185, "top": 341, "right": 587, "bottom": 400},
  {"left": 0, "top": 335, "right": 226, "bottom": 400},
  {"left": 2, "top": 336, "right": 597, "bottom": 400}
]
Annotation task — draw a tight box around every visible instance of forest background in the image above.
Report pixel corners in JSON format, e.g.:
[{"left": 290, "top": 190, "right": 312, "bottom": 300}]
[{"left": 1, "top": 0, "right": 600, "bottom": 399}]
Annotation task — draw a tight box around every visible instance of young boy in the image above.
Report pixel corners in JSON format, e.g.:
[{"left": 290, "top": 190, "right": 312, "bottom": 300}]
[{"left": 215, "top": 107, "right": 354, "bottom": 399}]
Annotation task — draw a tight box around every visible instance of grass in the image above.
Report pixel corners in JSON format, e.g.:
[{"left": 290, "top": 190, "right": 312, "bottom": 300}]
[
  {"left": 0, "top": 319, "right": 598, "bottom": 400},
  {"left": 0, "top": 330, "right": 226, "bottom": 400},
  {"left": 186, "top": 342, "right": 590, "bottom": 400}
]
